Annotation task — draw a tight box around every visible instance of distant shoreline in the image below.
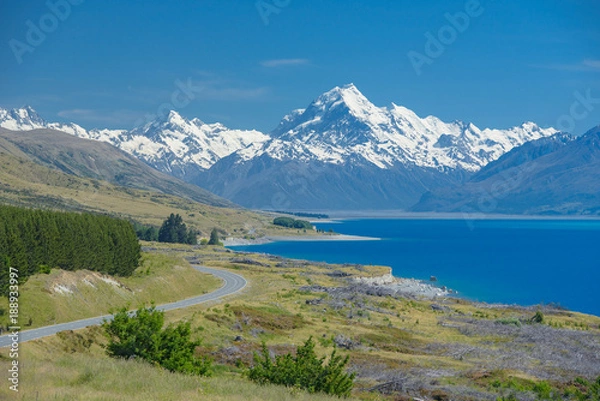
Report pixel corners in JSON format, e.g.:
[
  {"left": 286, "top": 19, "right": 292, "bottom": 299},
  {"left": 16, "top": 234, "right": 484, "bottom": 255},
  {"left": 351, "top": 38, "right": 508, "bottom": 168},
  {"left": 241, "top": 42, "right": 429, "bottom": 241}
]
[
  {"left": 224, "top": 233, "right": 380, "bottom": 247},
  {"left": 299, "top": 211, "right": 600, "bottom": 221}
]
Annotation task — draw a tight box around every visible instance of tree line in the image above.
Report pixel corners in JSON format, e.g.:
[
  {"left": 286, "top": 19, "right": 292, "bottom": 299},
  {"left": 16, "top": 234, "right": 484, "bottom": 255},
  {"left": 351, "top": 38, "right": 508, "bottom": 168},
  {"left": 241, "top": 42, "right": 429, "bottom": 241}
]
[
  {"left": 272, "top": 211, "right": 329, "bottom": 219},
  {"left": 0, "top": 205, "right": 140, "bottom": 295},
  {"left": 134, "top": 214, "right": 197, "bottom": 245},
  {"left": 273, "top": 217, "right": 313, "bottom": 230},
  {"left": 134, "top": 214, "right": 224, "bottom": 246}
]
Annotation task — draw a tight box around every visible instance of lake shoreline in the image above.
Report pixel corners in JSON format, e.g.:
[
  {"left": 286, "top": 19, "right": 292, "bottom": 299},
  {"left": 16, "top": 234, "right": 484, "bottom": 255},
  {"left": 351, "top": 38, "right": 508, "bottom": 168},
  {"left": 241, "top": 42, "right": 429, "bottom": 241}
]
[
  {"left": 297, "top": 211, "right": 600, "bottom": 221},
  {"left": 223, "top": 233, "right": 380, "bottom": 247},
  {"left": 227, "top": 218, "right": 600, "bottom": 316}
]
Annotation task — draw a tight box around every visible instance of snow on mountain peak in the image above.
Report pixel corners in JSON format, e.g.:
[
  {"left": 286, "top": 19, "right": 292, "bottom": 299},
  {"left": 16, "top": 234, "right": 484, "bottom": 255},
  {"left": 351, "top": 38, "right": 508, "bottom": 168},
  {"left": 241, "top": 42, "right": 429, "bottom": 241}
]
[
  {"left": 0, "top": 106, "right": 47, "bottom": 130},
  {"left": 313, "top": 84, "right": 379, "bottom": 116},
  {"left": 191, "top": 117, "right": 206, "bottom": 127},
  {"left": 260, "top": 85, "right": 559, "bottom": 171},
  {"left": 271, "top": 84, "right": 391, "bottom": 144},
  {"left": 0, "top": 105, "right": 269, "bottom": 172},
  {"left": 166, "top": 110, "right": 186, "bottom": 124},
  {"left": 0, "top": 84, "right": 559, "bottom": 178}
]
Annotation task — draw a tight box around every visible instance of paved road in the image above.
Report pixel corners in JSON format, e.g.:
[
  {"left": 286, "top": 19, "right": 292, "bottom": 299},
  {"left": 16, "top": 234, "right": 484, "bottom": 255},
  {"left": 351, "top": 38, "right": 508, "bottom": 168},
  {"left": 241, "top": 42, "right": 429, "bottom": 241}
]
[{"left": 0, "top": 265, "right": 246, "bottom": 348}]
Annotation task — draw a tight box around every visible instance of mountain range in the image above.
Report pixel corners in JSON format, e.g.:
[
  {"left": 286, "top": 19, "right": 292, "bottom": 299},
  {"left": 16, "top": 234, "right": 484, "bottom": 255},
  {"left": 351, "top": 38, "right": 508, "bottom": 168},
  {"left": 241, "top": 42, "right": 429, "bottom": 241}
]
[
  {"left": 0, "top": 127, "right": 234, "bottom": 208},
  {"left": 1, "top": 84, "right": 566, "bottom": 211},
  {"left": 0, "top": 106, "right": 268, "bottom": 183},
  {"left": 412, "top": 126, "right": 600, "bottom": 215},
  {"left": 6, "top": 85, "right": 599, "bottom": 214},
  {"left": 196, "top": 85, "right": 559, "bottom": 209}
]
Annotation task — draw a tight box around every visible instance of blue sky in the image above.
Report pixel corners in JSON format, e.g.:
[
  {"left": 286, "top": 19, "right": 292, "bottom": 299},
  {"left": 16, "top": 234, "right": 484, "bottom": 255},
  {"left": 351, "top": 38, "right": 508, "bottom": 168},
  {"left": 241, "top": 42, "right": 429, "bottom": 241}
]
[{"left": 1, "top": 0, "right": 599, "bottom": 134}]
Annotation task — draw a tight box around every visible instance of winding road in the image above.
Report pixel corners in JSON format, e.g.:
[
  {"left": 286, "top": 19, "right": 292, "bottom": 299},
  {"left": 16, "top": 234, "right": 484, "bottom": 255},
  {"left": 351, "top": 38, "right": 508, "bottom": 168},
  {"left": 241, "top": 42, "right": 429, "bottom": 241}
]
[{"left": 0, "top": 265, "right": 246, "bottom": 348}]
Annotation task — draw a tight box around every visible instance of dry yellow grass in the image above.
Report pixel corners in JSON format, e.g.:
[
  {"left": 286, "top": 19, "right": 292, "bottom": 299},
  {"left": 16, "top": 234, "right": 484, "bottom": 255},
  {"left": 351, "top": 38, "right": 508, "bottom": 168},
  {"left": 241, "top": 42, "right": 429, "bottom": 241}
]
[{"left": 1, "top": 243, "right": 598, "bottom": 400}]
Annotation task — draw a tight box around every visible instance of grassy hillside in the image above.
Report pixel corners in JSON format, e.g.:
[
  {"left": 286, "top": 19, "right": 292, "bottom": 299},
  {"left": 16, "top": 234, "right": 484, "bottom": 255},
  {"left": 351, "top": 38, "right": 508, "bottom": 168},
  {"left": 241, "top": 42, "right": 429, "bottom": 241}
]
[
  {"left": 0, "top": 152, "right": 298, "bottom": 238},
  {"left": 0, "top": 128, "right": 234, "bottom": 208},
  {"left": 0, "top": 252, "right": 220, "bottom": 330},
  {"left": 2, "top": 244, "right": 599, "bottom": 400},
  {"left": 0, "top": 341, "right": 349, "bottom": 401}
]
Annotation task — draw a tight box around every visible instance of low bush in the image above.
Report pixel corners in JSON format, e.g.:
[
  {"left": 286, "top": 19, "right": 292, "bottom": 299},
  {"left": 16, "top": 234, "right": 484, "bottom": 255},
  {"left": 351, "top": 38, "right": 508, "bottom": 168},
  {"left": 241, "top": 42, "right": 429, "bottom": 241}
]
[
  {"left": 103, "top": 306, "right": 211, "bottom": 376},
  {"left": 247, "top": 337, "right": 355, "bottom": 397}
]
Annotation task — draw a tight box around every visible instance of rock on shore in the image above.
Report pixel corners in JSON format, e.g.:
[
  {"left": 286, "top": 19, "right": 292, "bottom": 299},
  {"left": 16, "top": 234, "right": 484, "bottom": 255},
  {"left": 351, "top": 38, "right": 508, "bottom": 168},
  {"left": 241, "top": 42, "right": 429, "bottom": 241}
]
[{"left": 353, "top": 271, "right": 451, "bottom": 299}]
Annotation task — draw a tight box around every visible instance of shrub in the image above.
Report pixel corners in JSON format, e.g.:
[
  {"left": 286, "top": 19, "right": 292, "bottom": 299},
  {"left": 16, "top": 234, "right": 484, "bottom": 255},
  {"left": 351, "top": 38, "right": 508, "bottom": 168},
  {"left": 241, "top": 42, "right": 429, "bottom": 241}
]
[
  {"left": 530, "top": 311, "right": 545, "bottom": 324},
  {"left": 103, "top": 306, "right": 211, "bottom": 376},
  {"left": 247, "top": 337, "right": 355, "bottom": 397},
  {"left": 532, "top": 380, "right": 553, "bottom": 399},
  {"left": 38, "top": 264, "right": 52, "bottom": 274},
  {"left": 495, "top": 318, "right": 522, "bottom": 327}
]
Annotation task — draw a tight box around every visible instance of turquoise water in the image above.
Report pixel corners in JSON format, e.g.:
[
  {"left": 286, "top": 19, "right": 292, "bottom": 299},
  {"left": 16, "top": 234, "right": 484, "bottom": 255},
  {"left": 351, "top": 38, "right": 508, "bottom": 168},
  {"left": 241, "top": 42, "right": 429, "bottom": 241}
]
[{"left": 230, "top": 219, "right": 600, "bottom": 316}]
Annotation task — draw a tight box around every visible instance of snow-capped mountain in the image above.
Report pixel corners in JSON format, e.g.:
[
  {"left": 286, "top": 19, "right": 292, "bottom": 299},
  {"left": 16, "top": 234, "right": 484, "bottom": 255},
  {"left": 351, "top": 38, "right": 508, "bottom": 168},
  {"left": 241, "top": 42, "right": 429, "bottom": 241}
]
[
  {"left": 412, "top": 128, "right": 600, "bottom": 215},
  {"left": 239, "top": 84, "right": 557, "bottom": 172},
  {"left": 196, "top": 84, "right": 558, "bottom": 209},
  {"left": 0, "top": 106, "right": 47, "bottom": 130},
  {"left": 0, "top": 106, "right": 268, "bottom": 179},
  {"left": 0, "top": 84, "right": 559, "bottom": 209}
]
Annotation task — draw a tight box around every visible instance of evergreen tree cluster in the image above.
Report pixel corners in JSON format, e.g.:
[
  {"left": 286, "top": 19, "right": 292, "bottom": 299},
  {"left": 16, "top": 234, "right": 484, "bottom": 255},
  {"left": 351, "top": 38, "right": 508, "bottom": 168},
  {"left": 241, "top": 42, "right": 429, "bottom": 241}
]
[
  {"left": 273, "top": 217, "right": 313, "bottom": 230},
  {"left": 133, "top": 222, "right": 159, "bottom": 242},
  {"left": 247, "top": 337, "right": 355, "bottom": 397},
  {"left": 0, "top": 205, "right": 141, "bottom": 295},
  {"left": 103, "top": 306, "right": 212, "bottom": 376},
  {"left": 157, "top": 214, "right": 197, "bottom": 245}
]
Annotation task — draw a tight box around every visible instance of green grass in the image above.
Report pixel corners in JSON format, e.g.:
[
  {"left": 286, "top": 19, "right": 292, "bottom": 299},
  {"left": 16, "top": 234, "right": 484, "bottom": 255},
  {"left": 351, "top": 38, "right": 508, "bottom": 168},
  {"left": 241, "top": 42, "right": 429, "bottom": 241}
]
[
  {"left": 0, "top": 335, "right": 354, "bottom": 401},
  {"left": 0, "top": 252, "right": 221, "bottom": 329}
]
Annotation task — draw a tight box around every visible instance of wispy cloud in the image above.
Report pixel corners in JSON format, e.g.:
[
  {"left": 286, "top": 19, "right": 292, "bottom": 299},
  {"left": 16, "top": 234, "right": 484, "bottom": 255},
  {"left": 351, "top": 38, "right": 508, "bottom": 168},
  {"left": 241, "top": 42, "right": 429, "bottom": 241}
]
[
  {"left": 124, "top": 73, "right": 269, "bottom": 103},
  {"left": 199, "top": 86, "right": 268, "bottom": 101},
  {"left": 531, "top": 59, "right": 600, "bottom": 72},
  {"left": 583, "top": 59, "right": 600, "bottom": 70},
  {"left": 189, "top": 72, "right": 269, "bottom": 101},
  {"left": 54, "top": 71, "right": 270, "bottom": 127},
  {"left": 260, "top": 58, "right": 310, "bottom": 68},
  {"left": 57, "top": 109, "right": 142, "bottom": 127}
]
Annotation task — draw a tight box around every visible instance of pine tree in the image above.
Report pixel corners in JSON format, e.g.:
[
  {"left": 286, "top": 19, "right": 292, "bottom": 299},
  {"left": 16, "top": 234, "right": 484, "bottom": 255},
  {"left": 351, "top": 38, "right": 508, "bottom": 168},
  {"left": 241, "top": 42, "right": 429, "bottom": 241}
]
[
  {"left": 186, "top": 230, "right": 198, "bottom": 245},
  {"left": 158, "top": 214, "right": 177, "bottom": 243},
  {"left": 207, "top": 228, "right": 221, "bottom": 246},
  {"left": 157, "top": 214, "right": 196, "bottom": 244}
]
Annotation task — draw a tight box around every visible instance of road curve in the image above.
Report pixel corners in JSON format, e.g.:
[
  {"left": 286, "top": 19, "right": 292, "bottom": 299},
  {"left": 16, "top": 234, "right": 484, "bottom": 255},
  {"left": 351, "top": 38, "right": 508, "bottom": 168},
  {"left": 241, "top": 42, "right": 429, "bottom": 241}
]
[{"left": 0, "top": 266, "right": 246, "bottom": 348}]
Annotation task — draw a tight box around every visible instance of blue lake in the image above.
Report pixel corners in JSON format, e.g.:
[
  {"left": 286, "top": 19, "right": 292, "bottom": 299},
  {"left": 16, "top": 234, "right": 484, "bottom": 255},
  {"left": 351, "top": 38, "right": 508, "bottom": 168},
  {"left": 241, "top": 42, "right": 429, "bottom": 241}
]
[{"left": 230, "top": 219, "right": 600, "bottom": 316}]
